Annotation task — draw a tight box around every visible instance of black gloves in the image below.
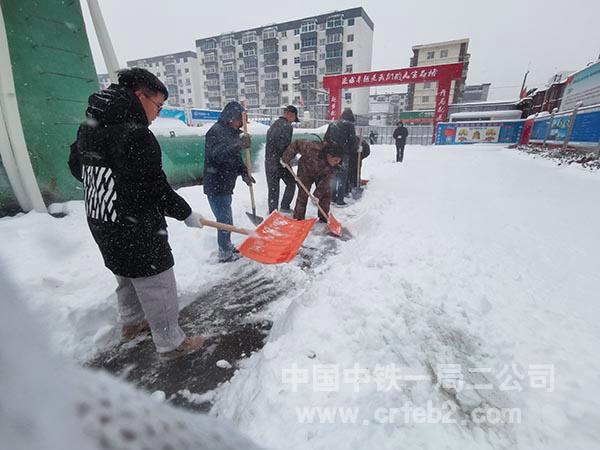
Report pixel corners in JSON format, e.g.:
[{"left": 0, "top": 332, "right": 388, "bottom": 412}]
[{"left": 242, "top": 172, "right": 256, "bottom": 186}]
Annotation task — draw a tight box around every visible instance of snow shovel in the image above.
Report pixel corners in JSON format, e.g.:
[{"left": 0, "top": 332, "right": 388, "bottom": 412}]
[
  {"left": 282, "top": 162, "right": 343, "bottom": 237},
  {"left": 200, "top": 214, "right": 316, "bottom": 265},
  {"left": 241, "top": 112, "right": 263, "bottom": 226}
]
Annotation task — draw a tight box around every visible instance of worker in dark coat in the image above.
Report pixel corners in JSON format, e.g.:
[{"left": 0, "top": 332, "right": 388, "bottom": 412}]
[
  {"left": 281, "top": 140, "right": 343, "bottom": 221},
  {"left": 203, "top": 101, "right": 255, "bottom": 262},
  {"left": 265, "top": 105, "right": 299, "bottom": 213},
  {"left": 323, "top": 108, "right": 358, "bottom": 207},
  {"left": 393, "top": 121, "right": 409, "bottom": 163},
  {"left": 69, "top": 68, "right": 204, "bottom": 359}
]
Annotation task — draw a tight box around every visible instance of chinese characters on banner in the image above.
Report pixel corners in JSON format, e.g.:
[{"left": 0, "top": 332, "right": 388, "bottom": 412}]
[{"left": 322, "top": 62, "right": 464, "bottom": 138}]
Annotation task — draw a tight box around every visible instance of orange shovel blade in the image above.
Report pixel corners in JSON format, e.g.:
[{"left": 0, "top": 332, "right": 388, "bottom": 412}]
[
  {"left": 327, "top": 212, "right": 342, "bottom": 237},
  {"left": 238, "top": 211, "right": 318, "bottom": 264}
]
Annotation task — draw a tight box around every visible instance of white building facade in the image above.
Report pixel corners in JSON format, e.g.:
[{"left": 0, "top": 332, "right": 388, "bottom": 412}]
[
  {"left": 126, "top": 51, "right": 204, "bottom": 108},
  {"left": 407, "top": 38, "right": 470, "bottom": 110},
  {"left": 195, "top": 7, "right": 374, "bottom": 119}
]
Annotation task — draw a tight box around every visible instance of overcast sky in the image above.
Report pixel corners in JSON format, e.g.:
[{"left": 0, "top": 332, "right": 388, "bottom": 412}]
[{"left": 82, "top": 0, "right": 600, "bottom": 101}]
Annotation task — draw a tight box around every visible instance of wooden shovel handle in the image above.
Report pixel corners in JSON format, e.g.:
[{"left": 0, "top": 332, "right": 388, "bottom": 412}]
[
  {"left": 242, "top": 112, "right": 257, "bottom": 215},
  {"left": 200, "top": 219, "right": 252, "bottom": 235}
]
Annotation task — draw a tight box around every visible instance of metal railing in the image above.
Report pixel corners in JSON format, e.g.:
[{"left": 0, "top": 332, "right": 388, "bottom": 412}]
[{"left": 357, "top": 125, "right": 434, "bottom": 146}]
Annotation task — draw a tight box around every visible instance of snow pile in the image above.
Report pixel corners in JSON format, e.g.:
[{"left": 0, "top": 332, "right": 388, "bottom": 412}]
[
  {"left": 149, "top": 117, "right": 270, "bottom": 137},
  {"left": 2, "top": 143, "right": 600, "bottom": 449},
  {"left": 211, "top": 145, "right": 600, "bottom": 449},
  {"left": 0, "top": 269, "right": 264, "bottom": 450},
  {"left": 0, "top": 145, "right": 300, "bottom": 361}
]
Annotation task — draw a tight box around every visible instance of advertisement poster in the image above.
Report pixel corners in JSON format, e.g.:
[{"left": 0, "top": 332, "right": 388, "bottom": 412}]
[
  {"left": 560, "top": 61, "right": 600, "bottom": 111},
  {"left": 456, "top": 126, "right": 501, "bottom": 143},
  {"left": 547, "top": 115, "right": 572, "bottom": 141},
  {"left": 159, "top": 108, "right": 187, "bottom": 123}
]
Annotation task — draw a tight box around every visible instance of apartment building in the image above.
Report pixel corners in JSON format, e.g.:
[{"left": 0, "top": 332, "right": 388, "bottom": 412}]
[
  {"left": 406, "top": 38, "right": 470, "bottom": 110},
  {"left": 126, "top": 51, "right": 203, "bottom": 107},
  {"left": 195, "top": 7, "right": 374, "bottom": 119},
  {"left": 369, "top": 92, "right": 407, "bottom": 126}
]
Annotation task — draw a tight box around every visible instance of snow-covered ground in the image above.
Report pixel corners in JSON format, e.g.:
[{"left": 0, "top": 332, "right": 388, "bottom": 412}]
[{"left": 1, "top": 143, "right": 599, "bottom": 449}]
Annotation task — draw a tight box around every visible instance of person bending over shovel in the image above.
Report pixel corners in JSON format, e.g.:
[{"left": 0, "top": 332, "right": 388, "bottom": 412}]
[{"left": 281, "top": 140, "right": 344, "bottom": 222}]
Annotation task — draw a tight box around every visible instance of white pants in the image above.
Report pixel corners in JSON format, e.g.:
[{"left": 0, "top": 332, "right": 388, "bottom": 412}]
[{"left": 115, "top": 268, "right": 186, "bottom": 353}]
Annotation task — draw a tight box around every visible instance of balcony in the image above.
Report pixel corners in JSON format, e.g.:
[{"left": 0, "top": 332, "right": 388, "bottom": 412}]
[
  {"left": 264, "top": 96, "right": 280, "bottom": 107},
  {"left": 242, "top": 32, "right": 257, "bottom": 44}
]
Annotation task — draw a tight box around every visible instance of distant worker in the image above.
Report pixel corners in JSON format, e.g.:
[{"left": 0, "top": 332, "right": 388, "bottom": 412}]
[
  {"left": 369, "top": 130, "right": 377, "bottom": 145},
  {"left": 393, "top": 121, "right": 409, "bottom": 163}
]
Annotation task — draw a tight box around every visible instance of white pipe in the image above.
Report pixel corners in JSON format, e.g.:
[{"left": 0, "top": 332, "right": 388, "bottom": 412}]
[
  {"left": 0, "top": 101, "right": 30, "bottom": 210},
  {"left": 86, "top": 0, "right": 120, "bottom": 83},
  {"left": 0, "top": 7, "right": 47, "bottom": 213}
]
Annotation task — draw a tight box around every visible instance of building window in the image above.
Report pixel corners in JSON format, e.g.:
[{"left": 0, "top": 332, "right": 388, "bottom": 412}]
[
  {"left": 347, "top": 34, "right": 354, "bottom": 42},
  {"left": 294, "top": 28, "right": 300, "bottom": 35},
  {"left": 242, "top": 33, "right": 257, "bottom": 44},
  {"left": 300, "top": 52, "right": 315, "bottom": 62},
  {"left": 222, "top": 51, "right": 235, "bottom": 60},
  {"left": 422, "top": 95, "right": 430, "bottom": 102},
  {"left": 326, "top": 33, "right": 342, "bottom": 44},
  {"left": 282, "top": 96, "right": 289, "bottom": 104},
  {"left": 326, "top": 16, "right": 342, "bottom": 28},
  {"left": 423, "top": 82, "right": 431, "bottom": 89},
  {"left": 301, "top": 38, "right": 317, "bottom": 48},
  {"left": 426, "top": 51, "right": 435, "bottom": 59},
  {"left": 346, "top": 50, "right": 353, "bottom": 57},
  {"left": 319, "top": 53, "right": 325, "bottom": 60},
  {"left": 347, "top": 18, "right": 355, "bottom": 26},
  {"left": 282, "top": 31, "right": 287, "bottom": 37},
  {"left": 294, "top": 43, "right": 300, "bottom": 50},
  {"left": 264, "top": 72, "right": 278, "bottom": 80},
  {"left": 220, "top": 38, "right": 234, "bottom": 47},
  {"left": 282, "top": 58, "right": 287, "bottom": 65},
  {"left": 345, "top": 64, "right": 353, "bottom": 73},
  {"left": 282, "top": 84, "right": 289, "bottom": 91},
  {"left": 301, "top": 21, "right": 316, "bottom": 33},
  {"left": 188, "top": 98, "right": 193, "bottom": 104},
  {"left": 319, "top": 67, "right": 325, "bottom": 75},
  {"left": 294, "top": 70, "right": 300, "bottom": 77},
  {"left": 179, "top": 89, "right": 184, "bottom": 94},
  {"left": 440, "top": 49, "right": 448, "bottom": 58},
  {"left": 345, "top": 92, "right": 352, "bottom": 101},
  {"left": 243, "top": 49, "right": 256, "bottom": 57},
  {"left": 282, "top": 72, "right": 288, "bottom": 78},
  {"left": 187, "top": 88, "right": 192, "bottom": 93},
  {"left": 175, "top": 58, "right": 180, "bottom": 63},
  {"left": 223, "top": 64, "right": 234, "bottom": 72},
  {"left": 184, "top": 57, "right": 188, "bottom": 62},
  {"left": 326, "top": 48, "right": 342, "bottom": 58},
  {"left": 301, "top": 67, "right": 316, "bottom": 76},
  {"left": 157, "top": 72, "right": 161, "bottom": 77},
  {"left": 185, "top": 68, "right": 189, "bottom": 73},
  {"left": 282, "top": 45, "right": 287, "bottom": 52},
  {"left": 202, "top": 41, "right": 216, "bottom": 50},
  {"left": 263, "top": 29, "right": 276, "bottom": 39},
  {"left": 294, "top": 56, "right": 300, "bottom": 64}
]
